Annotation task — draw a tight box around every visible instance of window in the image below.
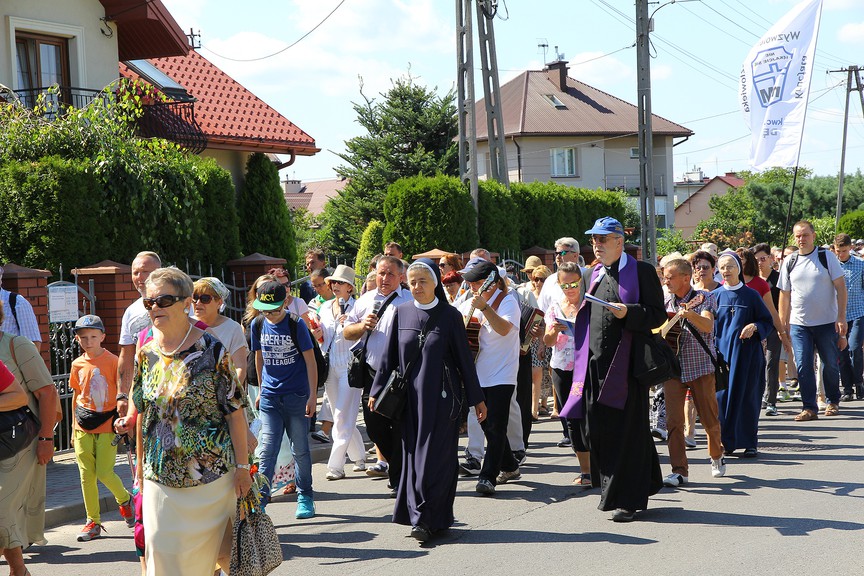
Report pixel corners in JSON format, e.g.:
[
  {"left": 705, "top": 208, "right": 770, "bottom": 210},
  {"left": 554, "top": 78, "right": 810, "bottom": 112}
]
[
  {"left": 15, "top": 32, "right": 70, "bottom": 107},
  {"left": 550, "top": 147, "right": 578, "bottom": 177},
  {"left": 629, "top": 147, "right": 640, "bottom": 159},
  {"left": 544, "top": 94, "right": 567, "bottom": 109}
]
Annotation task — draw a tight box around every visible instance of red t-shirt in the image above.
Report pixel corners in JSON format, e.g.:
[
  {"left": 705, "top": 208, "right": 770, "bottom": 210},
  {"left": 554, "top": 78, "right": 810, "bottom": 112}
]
[
  {"left": 0, "top": 360, "right": 14, "bottom": 392},
  {"left": 746, "top": 275, "right": 771, "bottom": 298}
]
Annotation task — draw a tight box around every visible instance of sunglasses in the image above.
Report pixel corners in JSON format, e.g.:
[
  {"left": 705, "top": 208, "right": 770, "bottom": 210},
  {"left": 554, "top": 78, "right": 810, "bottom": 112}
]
[
  {"left": 556, "top": 250, "right": 575, "bottom": 257},
  {"left": 143, "top": 294, "right": 184, "bottom": 310},
  {"left": 694, "top": 264, "right": 713, "bottom": 271},
  {"left": 531, "top": 277, "right": 546, "bottom": 283},
  {"left": 192, "top": 294, "right": 215, "bottom": 304},
  {"left": 559, "top": 281, "right": 582, "bottom": 290}
]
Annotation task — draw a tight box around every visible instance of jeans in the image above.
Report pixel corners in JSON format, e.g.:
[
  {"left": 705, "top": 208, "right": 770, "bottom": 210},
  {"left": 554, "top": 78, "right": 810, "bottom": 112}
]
[
  {"left": 839, "top": 316, "right": 864, "bottom": 396},
  {"left": 789, "top": 323, "right": 842, "bottom": 412},
  {"left": 258, "top": 391, "right": 313, "bottom": 501}
]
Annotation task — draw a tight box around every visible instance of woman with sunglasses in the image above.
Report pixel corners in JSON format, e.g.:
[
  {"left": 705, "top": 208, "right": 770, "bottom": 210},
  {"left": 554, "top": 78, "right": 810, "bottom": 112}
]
[
  {"left": 691, "top": 250, "right": 720, "bottom": 292},
  {"left": 317, "top": 265, "right": 367, "bottom": 480},
  {"left": 543, "top": 261, "right": 592, "bottom": 486},
  {"left": 438, "top": 255, "right": 466, "bottom": 304},
  {"left": 525, "top": 265, "right": 553, "bottom": 419},
  {"left": 191, "top": 277, "right": 247, "bottom": 385},
  {"left": 132, "top": 267, "right": 251, "bottom": 576}
]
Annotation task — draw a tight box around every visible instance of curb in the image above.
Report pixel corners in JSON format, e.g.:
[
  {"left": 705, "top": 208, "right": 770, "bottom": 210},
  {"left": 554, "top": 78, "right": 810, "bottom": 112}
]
[{"left": 45, "top": 436, "right": 364, "bottom": 529}]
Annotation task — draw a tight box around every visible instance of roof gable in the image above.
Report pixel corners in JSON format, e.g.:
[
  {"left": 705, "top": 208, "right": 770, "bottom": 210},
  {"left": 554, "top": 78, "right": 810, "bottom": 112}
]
[
  {"left": 99, "top": 0, "right": 189, "bottom": 60},
  {"left": 119, "top": 50, "right": 318, "bottom": 155},
  {"left": 475, "top": 69, "right": 692, "bottom": 140}
]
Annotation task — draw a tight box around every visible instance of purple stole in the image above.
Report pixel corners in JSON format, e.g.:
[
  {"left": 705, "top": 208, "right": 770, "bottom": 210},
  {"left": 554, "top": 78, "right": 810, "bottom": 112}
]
[{"left": 560, "top": 254, "right": 639, "bottom": 418}]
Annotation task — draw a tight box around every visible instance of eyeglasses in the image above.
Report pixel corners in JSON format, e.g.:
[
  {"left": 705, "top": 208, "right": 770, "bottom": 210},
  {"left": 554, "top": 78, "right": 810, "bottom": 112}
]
[
  {"left": 143, "top": 294, "right": 184, "bottom": 310},
  {"left": 694, "top": 264, "right": 713, "bottom": 271},
  {"left": 531, "top": 277, "right": 545, "bottom": 283},
  {"left": 192, "top": 294, "right": 215, "bottom": 304},
  {"left": 556, "top": 250, "right": 575, "bottom": 257},
  {"left": 260, "top": 307, "right": 284, "bottom": 316},
  {"left": 559, "top": 281, "right": 581, "bottom": 290},
  {"left": 590, "top": 235, "right": 612, "bottom": 245}
]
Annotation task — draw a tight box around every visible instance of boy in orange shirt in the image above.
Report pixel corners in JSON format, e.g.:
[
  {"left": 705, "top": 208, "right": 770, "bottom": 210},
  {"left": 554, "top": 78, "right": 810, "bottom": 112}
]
[{"left": 70, "top": 314, "right": 134, "bottom": 541}]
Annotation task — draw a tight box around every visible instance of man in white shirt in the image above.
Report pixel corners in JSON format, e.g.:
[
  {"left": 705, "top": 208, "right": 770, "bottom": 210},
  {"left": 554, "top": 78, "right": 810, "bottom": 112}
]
[
  {"left": 0, "top": 265, "right": 42, "bottom": 350},
  {"left": 344, "top": 256, "right": 412, "bottom": 491},
  {"left": 537, "top": 237, "right": 582, "bottom": 314}
]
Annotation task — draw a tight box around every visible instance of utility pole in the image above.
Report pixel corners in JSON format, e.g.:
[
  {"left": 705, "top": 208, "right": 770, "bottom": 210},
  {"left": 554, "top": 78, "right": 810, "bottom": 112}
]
[
  {"left": 456, "top": 0, "right": 509, "bottom": 233},
  {"left": 635, "top": 0, "right": 656, "bottom": 263},
  {"left": 831, "top": 65, "right": 864, "bottom": 232}
]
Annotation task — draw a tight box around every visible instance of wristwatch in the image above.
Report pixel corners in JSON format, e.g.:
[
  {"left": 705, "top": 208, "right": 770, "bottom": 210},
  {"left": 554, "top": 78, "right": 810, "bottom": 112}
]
[{"left": 236, "top": 463, "right": 251, "bottom": 470}]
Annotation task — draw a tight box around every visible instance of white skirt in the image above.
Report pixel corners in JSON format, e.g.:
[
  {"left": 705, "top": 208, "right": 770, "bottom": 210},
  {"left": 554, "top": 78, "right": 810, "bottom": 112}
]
[{"left": 143, "top": 473, "right": 235, "bottom": 576}]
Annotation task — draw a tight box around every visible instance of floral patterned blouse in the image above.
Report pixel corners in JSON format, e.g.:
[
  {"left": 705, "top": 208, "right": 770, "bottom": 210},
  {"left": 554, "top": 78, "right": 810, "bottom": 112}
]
[{"left": 133, "top": 332, "right": 244, "bottom": 488}]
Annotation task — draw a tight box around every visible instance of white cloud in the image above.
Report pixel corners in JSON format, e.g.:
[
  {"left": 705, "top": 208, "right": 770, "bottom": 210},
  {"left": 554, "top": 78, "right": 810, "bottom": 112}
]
[{"left": 838, "top": 21, "right": 864, "bottom": 44}]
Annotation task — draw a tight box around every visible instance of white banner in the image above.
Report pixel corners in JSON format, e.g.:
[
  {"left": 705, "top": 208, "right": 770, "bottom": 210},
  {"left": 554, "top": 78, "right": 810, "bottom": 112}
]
[{"left": 740, "top": 0, "right": 823, "bottom": 171}]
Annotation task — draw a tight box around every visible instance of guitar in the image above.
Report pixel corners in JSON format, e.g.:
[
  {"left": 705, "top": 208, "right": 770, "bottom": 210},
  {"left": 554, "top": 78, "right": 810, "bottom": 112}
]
[
  {"left": 464, "top": 272, "right": 498, "bottom": 358},
  {"left": 658, "top": 293, "right": 705, "bottom": 355}
]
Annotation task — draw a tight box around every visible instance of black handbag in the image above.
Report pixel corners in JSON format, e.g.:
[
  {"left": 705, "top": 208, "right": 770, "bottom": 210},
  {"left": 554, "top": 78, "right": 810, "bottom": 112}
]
[
  {"left": 631, "top": 331, "right": 682, "bottom": 387},
  {"left": 0, "top": 405, "right": 41, "bottom": 461},
  {"left": 373, "top": 316, "right": 434, "bottom": 420},
  {"left": 682, "top": 318, "right": 729, "bottom": 392}
]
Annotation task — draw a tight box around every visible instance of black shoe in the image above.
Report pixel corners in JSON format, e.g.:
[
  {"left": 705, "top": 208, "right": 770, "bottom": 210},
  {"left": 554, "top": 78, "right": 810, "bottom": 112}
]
[
  {"left": 612, "top": 508, "right": 636, "bottom": 522},
  {"left": 840, "top": 393, "right": 853, "bottom": 403},
  {"left": 723, "top": 450, "right": 735, "bottom": 456},
  {"left": 475, "top": 478, "right": 495, "bottom": 496},
  {"left": 512, "top": 450, "right": 526, "bottom": 465},
  {"left": 411, "top": 525, "right": 432, "bottom": 542},
  {"left": 741, "top": 448, "right": 758, "bottom": 458}
]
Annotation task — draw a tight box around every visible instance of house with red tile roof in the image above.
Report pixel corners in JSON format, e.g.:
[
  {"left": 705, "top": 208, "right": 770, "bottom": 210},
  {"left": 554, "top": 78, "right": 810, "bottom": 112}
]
[
  {"left": 283, "top": 178, "right": 349, "bottom": 215},
  {"left": 119, "top": 49, "right": 318, "bottom": 188},
  {"left": 674, "top": 172, "right": 746, "bottom": 240},
  {"left": 473, "top": 60, "right": 692, "bottom": 229}
]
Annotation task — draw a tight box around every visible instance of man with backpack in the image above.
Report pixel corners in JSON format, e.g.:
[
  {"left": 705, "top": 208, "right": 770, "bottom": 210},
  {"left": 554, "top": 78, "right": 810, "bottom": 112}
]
[
  {"left": 0, "top": 265, "right": 42, "bottom": 351},
  {"left": 778, "top": 221, "right": 848, "bottom": 421},
  {"left": 250, "top": 280, "right": 318, "bottom": 519},
  {"left": 833, "top": 234, "right": 864, "bottom": 402}
]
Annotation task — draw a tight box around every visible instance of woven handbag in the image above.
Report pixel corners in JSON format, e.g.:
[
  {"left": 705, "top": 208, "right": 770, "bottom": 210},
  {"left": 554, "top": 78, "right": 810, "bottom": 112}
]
[{"left": 229, "top": 495, "right": 282, "bottom": 576}]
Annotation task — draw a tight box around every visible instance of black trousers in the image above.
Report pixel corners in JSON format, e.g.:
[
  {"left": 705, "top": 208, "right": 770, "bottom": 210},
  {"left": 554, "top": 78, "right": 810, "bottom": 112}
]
[
  {"left": 479, "top": 384, "right": 518, "bottom": 485},
  {"left": 551, "top": 368, "right": 590, "bottom": 452},
  {"left": 363, "top": 366, "right": 402, "bottom": 488},
  {"left": 516, "top": 352, "right": 534, "bottom": 445}
]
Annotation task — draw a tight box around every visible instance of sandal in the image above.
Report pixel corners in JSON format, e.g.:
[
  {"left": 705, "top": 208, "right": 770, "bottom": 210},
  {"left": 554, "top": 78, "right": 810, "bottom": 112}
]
[
  {"left": 573, "top": 473, "right": 592, "bottom": 487},
  {"left": 282, "top": 483, "right": 297, "bottom": 495},
  {"left": 824, "top": 403, "right": 839, "bottom": 416},
  {"left": 794, "top": 409, "right": 819, "bottom": 422}
]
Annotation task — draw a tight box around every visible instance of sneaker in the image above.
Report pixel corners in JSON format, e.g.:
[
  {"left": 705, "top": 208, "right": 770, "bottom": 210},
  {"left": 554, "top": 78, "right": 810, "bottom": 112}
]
[
  {"left": 512, "top": 450, "right": 527, "bottom": 465},
  {"left": 77, "top": 520, "right": 103, "bottom": 542},
  {"left": 352, "top": 461, "right": 367, "bottom": 472},
  {"left": 459, "top": 456, "right": 482, "bottom": 476},
  {"left": 475, "top": 478, "right": 495, "bottom": 496},
  {"left": 684, "top": 437, "right": 697, "bottom": 449},
  {"left": 496, "top": 469, "right": 521, "bottom": 484},
  {"left": 118, "top": 495, "right": 135, "bottom": 528},
  {"left": 366, "top": 461, "right": 389, "bottom": 477},
  {"left": 840, "top": 393, "right": 853, "bottom": 403},
  {"left": 311, "top": 430, "right": 331, "bottom": 443},
  {"left": 612, "top": 508, "right": 636, "bottom": 522},
  {"left": 711, "top": 457, "right": 726, "bottom": 478},
  {"left": 295, "top": 493, "right": 315, "bottom": 519},
  {"left": 651, "top": 427, "right": 668, "bottom": 442},
  {"left": 556, "top": 436, "right": 572, "bottom": 448},
  {"left": 765, "top": 403, "right": 778, "bottom": 416},
  {"left": 662, "top": 473, "right": 688, "bottom": 487},
  {"left": 325, "top": 469, "right": 345, "bottom": 481}
]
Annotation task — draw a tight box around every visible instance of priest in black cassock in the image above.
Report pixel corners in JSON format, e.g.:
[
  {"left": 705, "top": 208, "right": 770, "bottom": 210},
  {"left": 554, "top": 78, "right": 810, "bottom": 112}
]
[
  {"left": 370, "top": 258, "right": 487, "bottom": 543},
  {"left": 566, "top": 217, "right": 666, "bottom": 522}
]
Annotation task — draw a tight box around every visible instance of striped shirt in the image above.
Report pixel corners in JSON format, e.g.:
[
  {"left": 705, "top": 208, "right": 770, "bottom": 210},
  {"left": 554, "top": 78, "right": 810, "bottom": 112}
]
[
  {"left": 0, "top": 288, "right": 41, "bottom": 343},
  {"left": 665, "top": 288, "right": 717, "bottom": 383}
]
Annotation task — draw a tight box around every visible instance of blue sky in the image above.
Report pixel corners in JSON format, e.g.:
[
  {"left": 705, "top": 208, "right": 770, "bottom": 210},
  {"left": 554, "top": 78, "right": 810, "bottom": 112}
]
[{"left": 162, "top": 0, "right": 864, "bottom": 183}]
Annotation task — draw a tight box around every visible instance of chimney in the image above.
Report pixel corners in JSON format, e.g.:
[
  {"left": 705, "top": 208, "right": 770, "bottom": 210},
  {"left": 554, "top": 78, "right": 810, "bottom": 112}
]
[
  {"left": 283, "top": 179, "right": 303, "bottom": 194},
  {"left": 724, "top": 171, "right": 738, "bottom": 178},
  {"left": 546, "top": 59, "right": 569, "bottom": 92}
]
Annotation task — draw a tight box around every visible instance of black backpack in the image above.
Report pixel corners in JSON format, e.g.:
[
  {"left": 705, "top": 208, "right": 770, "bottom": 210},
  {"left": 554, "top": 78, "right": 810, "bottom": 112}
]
[
  {"left": 252, "top": 314, "right": 328, "bottom": 389},
  {"left": 784, "top": 247, "right": 829, "bottom": 275}
]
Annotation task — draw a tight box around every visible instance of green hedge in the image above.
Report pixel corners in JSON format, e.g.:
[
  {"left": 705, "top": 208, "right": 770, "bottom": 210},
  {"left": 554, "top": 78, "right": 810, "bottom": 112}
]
[
  {"left": 478, "top": 179, "right": 520, "bottom": 251},
  {"left": 355, "top": 220, "right": 385, "bottom": 274},
  {"left": 383, "top": 175, "right": 478, "bottom": 257},
  {"left": 839, "top": 210, "right": 864, "bottom": 240}
]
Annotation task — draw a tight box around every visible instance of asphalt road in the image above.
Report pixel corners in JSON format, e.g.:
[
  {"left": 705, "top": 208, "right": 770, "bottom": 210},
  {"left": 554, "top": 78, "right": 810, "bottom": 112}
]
[{"left": 14, "top": 403, "right": 864, "bottom": 576}]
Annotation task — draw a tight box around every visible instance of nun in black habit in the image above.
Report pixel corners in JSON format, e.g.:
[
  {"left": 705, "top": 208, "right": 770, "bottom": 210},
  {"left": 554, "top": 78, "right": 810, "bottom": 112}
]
[{"left": 370, "top": 258, "right": 487, "bottom": 542}]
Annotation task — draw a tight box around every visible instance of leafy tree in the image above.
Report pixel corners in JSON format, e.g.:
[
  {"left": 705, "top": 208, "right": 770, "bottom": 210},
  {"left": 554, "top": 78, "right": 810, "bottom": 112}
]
[
  {"left": 692, "top": 186, "right": 758, "bottom": 248},
  {"left": 319, "top": 75, "right": 459, "bottom": 254},
  {"left": 355, "top": 220, "right": 385, "bottom": 274},
  {"left": 839, "top": 209, "right": 864, "bottom": 240},
  {"left": 382, "top": 175, "right": 478, "bottom": 257},
  {"left": 656, "top": 228, "right": 690, "bottom": 257},
  {"left": 237, "top": 153, "right": 298, "bottom": 266}
]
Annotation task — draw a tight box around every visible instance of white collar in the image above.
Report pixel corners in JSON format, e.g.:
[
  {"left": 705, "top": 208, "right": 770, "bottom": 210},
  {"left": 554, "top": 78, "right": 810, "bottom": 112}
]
[
  {"left": 414, "top": 298, "right": 438, "bottom": 310},
  {"left": 723, "top": 280, "right": 744, "bottom": 291},
  {"left": 596, "top": 252, "right": 628, "bottom": 280}
]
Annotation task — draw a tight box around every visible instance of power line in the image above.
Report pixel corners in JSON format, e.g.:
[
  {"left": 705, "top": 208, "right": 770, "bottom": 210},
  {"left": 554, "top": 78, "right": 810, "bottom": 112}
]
[{"left": 202, "top": 0, "right": 347, "bottom": 63}]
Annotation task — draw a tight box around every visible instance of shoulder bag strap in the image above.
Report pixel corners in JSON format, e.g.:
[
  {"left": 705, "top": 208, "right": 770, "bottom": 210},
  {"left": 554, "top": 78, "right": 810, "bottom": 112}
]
[{"left": 681, "top": 317, "right": 720, "bottom": 371}]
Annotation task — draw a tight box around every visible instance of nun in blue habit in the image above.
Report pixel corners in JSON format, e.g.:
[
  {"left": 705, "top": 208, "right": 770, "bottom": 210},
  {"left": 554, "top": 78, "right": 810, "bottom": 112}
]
[
  {"left": 712, "top": 251, "right": 774, "bottom": 457},
  {"left": 370, "top": 258, "right": 487, "bottom": 543}
]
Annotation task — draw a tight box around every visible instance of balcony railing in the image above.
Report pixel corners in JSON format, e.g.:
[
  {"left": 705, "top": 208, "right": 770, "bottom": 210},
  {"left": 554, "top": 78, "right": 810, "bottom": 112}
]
[
  {"left": 604, "top": 173, "right": 668, "bottom": 196},
  {"left": 7, "top": 86, "right": 207, "bottom": 154}
]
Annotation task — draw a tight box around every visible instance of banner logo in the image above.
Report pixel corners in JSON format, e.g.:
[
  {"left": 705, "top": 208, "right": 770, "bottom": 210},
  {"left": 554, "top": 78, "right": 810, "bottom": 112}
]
[{"left": 751, "top": 46, "right": 793, "bottom": 107}]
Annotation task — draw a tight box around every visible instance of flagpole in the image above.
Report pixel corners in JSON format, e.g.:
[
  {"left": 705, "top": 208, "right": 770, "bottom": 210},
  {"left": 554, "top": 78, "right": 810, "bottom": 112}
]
[{"left": 773, "top": 0, "right": 824, "bottom": 252}]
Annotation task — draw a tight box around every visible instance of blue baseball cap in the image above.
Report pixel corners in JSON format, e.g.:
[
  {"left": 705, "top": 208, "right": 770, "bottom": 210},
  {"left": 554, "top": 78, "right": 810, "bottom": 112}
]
[
  {"left": 585, "top": 216, "right": 624, "bottom": 236},
  {"left": 73, "top": 314, "right": 105, "bottom": 333}
]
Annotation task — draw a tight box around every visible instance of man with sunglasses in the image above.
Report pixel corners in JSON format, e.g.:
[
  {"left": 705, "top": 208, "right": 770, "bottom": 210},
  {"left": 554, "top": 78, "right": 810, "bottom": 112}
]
[
  {"left": 537, "top": 237, "right": 583, "bottom": 316},
  {"left": 574, "top": 217, "right": 666, "bottom": 522}
]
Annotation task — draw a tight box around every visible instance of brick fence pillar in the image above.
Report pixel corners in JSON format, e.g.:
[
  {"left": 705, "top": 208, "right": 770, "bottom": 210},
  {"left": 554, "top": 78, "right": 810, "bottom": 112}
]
[
  {"left": 0, "top": 262, "right": 51, "bottom": 365},
  {"left": 226, "top": 252, "right": 287, "bottom": 291},
  {"left": 522, "top": 246, "right": 556, "bottom": 270},
  {"left": 72, "top": 260, "right": 135, "bottom": 355}
]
